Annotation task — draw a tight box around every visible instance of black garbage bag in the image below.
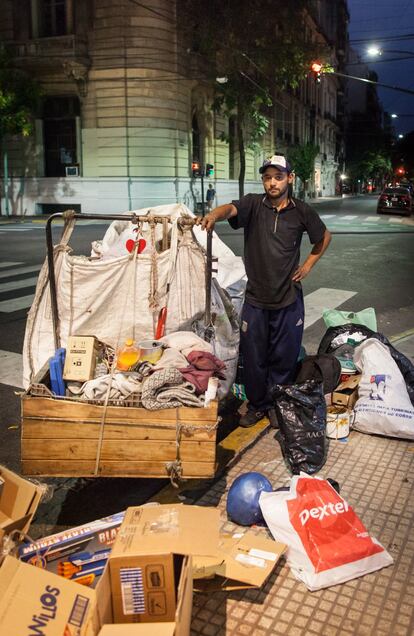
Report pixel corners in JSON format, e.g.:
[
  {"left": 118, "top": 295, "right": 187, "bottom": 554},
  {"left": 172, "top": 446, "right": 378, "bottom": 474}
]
[
  {"left": 295, "top": 353, "right": 342, "bottom": 393},
  {"left": 271, "top": 380, "right": 327, "bottom": 475},
  {"left": 318, "top": 324, "right": 414, "bottom": 406}
]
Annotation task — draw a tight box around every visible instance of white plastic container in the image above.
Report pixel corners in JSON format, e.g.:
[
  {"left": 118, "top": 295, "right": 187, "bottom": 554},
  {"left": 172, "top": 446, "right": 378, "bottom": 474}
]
[{"left": 326, "top": 407, "right": 350, "bottom": 439}]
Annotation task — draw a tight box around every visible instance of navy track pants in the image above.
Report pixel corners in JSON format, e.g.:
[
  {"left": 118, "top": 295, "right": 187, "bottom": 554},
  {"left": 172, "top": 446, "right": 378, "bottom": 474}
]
[{"left": 240, "top": 292, "right": 304, "bottom": 412}]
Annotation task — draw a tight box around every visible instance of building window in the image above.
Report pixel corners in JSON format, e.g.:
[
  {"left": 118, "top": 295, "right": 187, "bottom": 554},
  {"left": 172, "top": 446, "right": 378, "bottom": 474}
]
[
  {"left": 43, "top": 96, "right": 79, "bottom": 177},
  {"left": 32, "top": 0, "right": 73, "bottom": 38}
]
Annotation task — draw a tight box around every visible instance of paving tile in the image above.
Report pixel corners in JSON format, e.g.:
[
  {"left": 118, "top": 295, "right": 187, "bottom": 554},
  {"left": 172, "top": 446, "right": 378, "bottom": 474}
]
[{"left": 190, "top": 428, "right": 414, "bottom": 635}]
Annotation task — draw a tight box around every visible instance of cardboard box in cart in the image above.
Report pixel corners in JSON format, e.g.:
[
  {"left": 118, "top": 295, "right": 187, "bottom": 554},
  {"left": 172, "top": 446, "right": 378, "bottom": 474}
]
[{"left": 21, "top": 374, "right": 218, "bottom": 478}]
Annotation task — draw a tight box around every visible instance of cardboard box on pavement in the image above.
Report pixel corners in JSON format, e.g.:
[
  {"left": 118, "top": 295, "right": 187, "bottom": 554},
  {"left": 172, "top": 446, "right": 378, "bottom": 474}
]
[
  {"left": 0, "top": 552, "right": 192, "bottom": 636},
  {"left": 108, "top": 505, "right": 219, "bottom": 624},
  {"left": 0, "top": 464, "right": 44, "bottom": 541}
]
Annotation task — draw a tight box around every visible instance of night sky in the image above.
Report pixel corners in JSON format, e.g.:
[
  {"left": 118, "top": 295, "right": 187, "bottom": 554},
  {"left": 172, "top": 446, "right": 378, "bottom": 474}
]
[{"left": 347, "top": 0, "right": 414, "bottom": 136}]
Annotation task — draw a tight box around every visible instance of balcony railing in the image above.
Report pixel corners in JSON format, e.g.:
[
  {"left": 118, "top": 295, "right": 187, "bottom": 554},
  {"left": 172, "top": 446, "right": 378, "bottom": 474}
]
[{"left": 8, "top": 35, "right": 89, "bottom": 62}]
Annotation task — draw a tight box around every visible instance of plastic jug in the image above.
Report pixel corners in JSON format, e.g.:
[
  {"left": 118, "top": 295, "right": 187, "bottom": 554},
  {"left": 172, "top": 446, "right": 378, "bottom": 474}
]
[{"left": 116, "top": 339, "right": 140, "bottom": 371}]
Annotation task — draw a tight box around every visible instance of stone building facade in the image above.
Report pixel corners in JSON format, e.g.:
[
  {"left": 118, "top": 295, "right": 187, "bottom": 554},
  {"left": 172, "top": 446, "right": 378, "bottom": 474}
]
[{"left": 0, "top": 0, "right": 348, "bottom": 215}]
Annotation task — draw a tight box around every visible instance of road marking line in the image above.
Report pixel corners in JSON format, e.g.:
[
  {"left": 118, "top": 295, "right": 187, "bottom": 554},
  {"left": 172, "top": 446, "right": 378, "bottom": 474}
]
[
  {"left": 0, "top": 350, "right": 24, "bottom": 388},
  {"left": 0, "top": 227, "right": 40, "bottom": 232},
  {"left": 341, "top": 215, "right": 358, "bottom": 220},
  {"left": 0, "top": 265, "right": 41, "bottom": 280},
  {"left": 304, "top": 287, "right": 356, "bottom": 329},
  {"left": 0, "top": 277, "right": 39, "bottom": 293},
  {"left": 320, "top": 214, "right": 335, "bottom": 219},
  {"left": 0, "top": 294, "right": 35, "bottom": 313},
  {"left": 388, "top": 217, "right": 404, "bottom": 223},
  {"left": 365, "top": 216, "right": 380, "bottom": 222},
  {"left": 0, "top": 262, "right": 24, "bottom": 269}
]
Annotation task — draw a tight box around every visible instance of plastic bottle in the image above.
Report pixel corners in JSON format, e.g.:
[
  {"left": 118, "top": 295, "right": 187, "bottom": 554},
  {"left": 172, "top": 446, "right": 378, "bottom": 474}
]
[{"left": 116, "top": 339, "right": 140, "bottom": 371}]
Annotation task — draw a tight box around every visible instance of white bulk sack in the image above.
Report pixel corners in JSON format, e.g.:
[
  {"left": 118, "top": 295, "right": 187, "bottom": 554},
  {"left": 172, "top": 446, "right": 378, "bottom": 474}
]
[
  {"left": 260, "top": 474, "right": 393, "bottom": 591},
  {"left": 353, "top": 338, "right": 414, "bottom": 439},
  {"left": 23, "top": 204, "right": 245, "bottom": 394}
]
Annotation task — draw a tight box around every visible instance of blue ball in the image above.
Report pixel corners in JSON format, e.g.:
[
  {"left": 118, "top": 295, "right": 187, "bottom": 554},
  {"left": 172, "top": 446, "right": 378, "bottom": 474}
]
[{"left": 226, "top": 472, "right": 273, "bottom": 526}]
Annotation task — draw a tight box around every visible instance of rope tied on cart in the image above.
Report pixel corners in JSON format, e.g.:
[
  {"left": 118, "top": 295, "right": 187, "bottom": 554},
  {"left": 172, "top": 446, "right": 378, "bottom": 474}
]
[{"left": 166, "top": 409, "right": 183, "bottom": 487}]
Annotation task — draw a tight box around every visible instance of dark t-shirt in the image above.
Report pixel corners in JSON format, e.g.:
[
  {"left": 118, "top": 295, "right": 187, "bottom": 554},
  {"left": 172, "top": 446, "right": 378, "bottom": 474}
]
[{"left": 229, "top": 194, "right": 326, "bottom": 309}]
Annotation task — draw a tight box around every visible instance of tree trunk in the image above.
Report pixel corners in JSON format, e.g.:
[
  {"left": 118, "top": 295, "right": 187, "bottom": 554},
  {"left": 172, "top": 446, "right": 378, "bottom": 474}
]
[{"left": 237, "top": 102, "right": 245, "bottom": 198}]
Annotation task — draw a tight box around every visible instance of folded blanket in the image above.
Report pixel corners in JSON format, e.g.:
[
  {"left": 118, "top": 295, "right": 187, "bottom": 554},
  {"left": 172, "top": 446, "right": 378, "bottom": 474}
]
[{"left": 141, "top": 367, "right": 204, "bottom": 410}]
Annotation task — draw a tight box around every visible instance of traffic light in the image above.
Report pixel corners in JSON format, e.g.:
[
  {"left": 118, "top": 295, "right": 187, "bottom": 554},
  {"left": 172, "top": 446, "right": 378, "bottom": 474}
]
[
  {"left": 310, "top": 62, "right": 322, "bottom": 83},
  {"left": 205, "top": 163, "right": 214, "bottom": 177},
  {"left": 191, "top": 161, "right": 202, "bottom": 178}
]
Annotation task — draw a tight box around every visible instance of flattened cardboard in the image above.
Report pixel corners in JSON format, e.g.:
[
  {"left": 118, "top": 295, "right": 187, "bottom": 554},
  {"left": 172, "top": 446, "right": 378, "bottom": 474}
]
[
  {"left": 0, "top": 464, "right": 44, "bottom": 539},
  {"left": 111, "top": 505, "right": 220, "bottom": 561},
  {"left": 193, "top": 529, "right": 286, "bottom": 592},
  {"left": 332, "top": 374, "right": 361, "bottom": 409}
]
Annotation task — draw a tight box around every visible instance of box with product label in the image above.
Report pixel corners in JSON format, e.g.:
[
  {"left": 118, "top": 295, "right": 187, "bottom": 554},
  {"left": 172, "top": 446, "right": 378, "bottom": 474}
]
[
  {"left": 332, "top": 374, "right": 361, "bottom": 409},
  {"left": 0, "top": 464, "right": 44, "bottom": 541},
  {"left": 19, "top": 511, "right": 126, "bottom": 588},
  {"left": 0, "top": 551, "right": 192, "bottom": 636},
  {"left": 63, "top": 335, "right": 100, "bottom": 382},
  {"left": 108, "top": 504, "right": 219, "bottom": 625}
]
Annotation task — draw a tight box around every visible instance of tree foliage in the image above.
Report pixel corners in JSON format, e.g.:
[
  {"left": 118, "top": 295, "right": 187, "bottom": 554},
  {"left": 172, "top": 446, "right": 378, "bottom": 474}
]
[
  {"left": 287, "top": 142, "right": 319, "bottom": 196},
  {"left": 179, "top": 1, "right": 327, "bottom": 196},
  {"left": 0, "top": 48, "right": 41, "bottom": 141}
]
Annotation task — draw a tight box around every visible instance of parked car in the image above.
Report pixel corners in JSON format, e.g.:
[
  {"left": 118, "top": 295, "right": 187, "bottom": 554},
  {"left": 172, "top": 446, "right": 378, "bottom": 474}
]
[{"left": 377, "top": 187, "right": 412, "bottom": 217}]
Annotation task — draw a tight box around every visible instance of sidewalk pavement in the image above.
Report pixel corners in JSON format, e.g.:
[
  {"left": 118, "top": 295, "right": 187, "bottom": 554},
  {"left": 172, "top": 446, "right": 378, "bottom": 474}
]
[{"left": 184, "top": 331, "right": 414, "bottom": 635}]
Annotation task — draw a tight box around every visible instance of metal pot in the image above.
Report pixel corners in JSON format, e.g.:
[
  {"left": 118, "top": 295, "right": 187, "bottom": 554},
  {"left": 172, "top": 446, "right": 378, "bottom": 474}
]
[{"left": 138, "top": 340, "right": 163, "bottom": 364}]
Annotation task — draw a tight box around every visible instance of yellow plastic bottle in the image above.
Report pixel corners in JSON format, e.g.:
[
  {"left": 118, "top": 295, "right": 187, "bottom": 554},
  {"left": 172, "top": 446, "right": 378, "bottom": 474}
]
[{"left": 116, "top": 338, "right": 140, "bottom": 371}]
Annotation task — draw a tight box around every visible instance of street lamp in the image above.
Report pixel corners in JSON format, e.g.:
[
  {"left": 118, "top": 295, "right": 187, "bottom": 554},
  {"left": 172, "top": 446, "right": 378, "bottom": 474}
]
[
  {"left": 391, "top": 113, "right": 398, "bottom": 119},
  {"left": 366, "top": 46, "right": 414, "bottom": 61},
  {"left": 398, "top": 134, "right": 404, "bottom": 139}
]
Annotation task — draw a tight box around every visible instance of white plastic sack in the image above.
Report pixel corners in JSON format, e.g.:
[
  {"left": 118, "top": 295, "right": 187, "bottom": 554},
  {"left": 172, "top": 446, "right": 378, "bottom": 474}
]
[
  {"left": 353, "top": 338, "right": 414, "bottom": 439},
  {"left": 260, "top": 474, "right": 393, "bottom": 591}
]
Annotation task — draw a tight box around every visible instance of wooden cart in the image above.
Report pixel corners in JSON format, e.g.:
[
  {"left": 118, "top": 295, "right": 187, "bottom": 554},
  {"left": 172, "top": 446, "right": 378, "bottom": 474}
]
[{"left": 21, "top": 212, "right": 218, "bottom": 480}]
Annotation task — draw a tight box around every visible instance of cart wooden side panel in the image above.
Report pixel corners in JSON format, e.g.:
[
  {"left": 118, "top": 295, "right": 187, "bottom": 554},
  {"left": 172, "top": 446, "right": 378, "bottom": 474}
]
[{"left": 21, "top": 395, "right": 218, "bottom": 478}]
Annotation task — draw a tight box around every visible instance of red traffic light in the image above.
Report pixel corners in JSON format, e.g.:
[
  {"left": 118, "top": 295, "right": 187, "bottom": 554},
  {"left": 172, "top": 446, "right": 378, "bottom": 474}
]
[
  {"left": 311, "top": 62, "right": 323, "bottom": 73},
  {"left": 396, "top": 167, "right": 405, "bottom": 175},
  {"left": 192, "top": 161, "right": 200, "bottom": 171}
]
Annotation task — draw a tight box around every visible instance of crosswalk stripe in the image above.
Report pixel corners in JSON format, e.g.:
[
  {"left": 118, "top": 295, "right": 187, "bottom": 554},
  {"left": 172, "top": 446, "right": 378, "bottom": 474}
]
[
  {"left": 365, "top": 216, "right": 380, "bottom": 222},
  {"left": 0, "top": 265, "right": 41, "bottom": 280},
  {"left": 0, "top": 294, "right": 35, "bottom": 313},
  {"left": 0, "top": 277, "right": 39, "bottom": 293},
  {"left": 0, "top": 350, "right": 24, "bottom": 388},
  {"left": 320, "top": 214, "right": 335, "bottom": 219},
  {"left": 388, "top": 217, "right": 404, "bottom": 224},
  {"left": 304, "top": 287, "right": 356, "bottom": 329},
  {"left": 341, "top": 215, "right": 358, "bottom": 220},
  {"left": 0, "top": 262, "right": 24, "bottom": 269}
]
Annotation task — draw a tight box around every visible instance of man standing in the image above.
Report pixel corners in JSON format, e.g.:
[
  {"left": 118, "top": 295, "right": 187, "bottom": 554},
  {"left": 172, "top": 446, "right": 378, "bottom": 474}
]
[{"left": 200, "top": 154, "right": 331, "bottom": 427}]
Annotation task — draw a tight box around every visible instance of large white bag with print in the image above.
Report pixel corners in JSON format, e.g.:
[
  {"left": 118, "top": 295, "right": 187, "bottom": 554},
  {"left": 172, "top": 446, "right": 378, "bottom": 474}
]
[
  {"left": 353, "top": 338, "right": 414, "bottom": 439},
  {"left": 259, "top": 474, "right": 393, "bottom": 591}
]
